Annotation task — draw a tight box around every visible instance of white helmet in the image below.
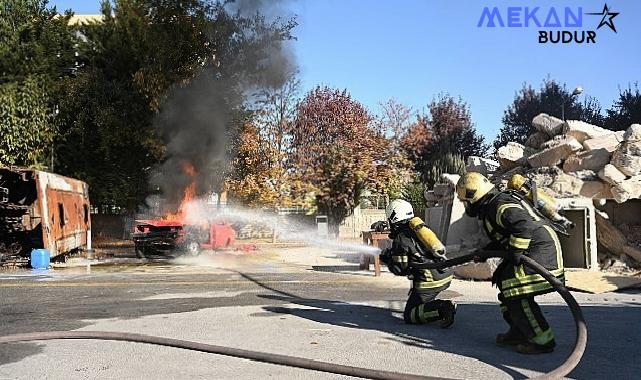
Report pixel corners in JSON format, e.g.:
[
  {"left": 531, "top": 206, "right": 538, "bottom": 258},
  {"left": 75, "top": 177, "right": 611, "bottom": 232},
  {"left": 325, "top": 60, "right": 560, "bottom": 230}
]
[{"left": 385, "top": 199, "right": 414, "bottom": 225}]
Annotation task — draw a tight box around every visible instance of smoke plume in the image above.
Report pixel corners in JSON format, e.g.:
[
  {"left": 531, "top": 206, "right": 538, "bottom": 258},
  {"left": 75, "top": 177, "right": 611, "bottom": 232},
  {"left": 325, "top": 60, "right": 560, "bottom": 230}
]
[{"left": 152, "top": 0, "right": 296, "bottom": 212}]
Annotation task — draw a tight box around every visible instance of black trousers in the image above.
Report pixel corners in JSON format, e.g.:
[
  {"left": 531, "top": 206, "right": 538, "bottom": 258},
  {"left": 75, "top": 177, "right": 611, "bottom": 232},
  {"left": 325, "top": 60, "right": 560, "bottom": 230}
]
[
  {"left": 498, "top": 293, "right": 555, "bottom": 345},
  {"left": 403, "top": 290, "right": 450, "bottom": 324}
]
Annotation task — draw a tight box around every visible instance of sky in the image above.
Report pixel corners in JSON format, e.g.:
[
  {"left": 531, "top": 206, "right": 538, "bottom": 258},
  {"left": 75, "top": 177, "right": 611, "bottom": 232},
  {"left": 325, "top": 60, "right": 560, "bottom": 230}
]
[{"left": 50, "top": 0, "right": 641, "bottom": 140}]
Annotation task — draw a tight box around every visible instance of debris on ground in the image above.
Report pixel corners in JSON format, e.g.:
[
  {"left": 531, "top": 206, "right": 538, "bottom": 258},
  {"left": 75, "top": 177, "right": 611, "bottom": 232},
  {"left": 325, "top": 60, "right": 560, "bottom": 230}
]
[{"left": 565, "top": 270, "right": 641, "bottom": 294}]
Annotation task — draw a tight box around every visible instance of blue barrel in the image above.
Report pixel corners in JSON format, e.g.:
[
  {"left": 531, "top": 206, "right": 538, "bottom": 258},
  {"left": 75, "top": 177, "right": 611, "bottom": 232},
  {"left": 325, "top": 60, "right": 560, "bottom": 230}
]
[{"left": 30, "top": 249, "right": 50, "bottom": 270}]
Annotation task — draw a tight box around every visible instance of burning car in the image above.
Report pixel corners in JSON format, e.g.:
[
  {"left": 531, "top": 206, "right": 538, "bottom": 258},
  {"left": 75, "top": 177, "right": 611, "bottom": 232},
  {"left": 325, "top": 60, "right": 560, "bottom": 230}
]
[{"left": 132, "top": 219, "right": 235, "bottom": 257}]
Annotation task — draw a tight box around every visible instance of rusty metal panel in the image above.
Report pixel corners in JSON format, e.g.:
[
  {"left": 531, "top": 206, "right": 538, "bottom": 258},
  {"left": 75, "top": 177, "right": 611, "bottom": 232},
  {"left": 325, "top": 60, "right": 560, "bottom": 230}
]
[{"left": 0, "top": 167, "right": 90, "bottom": 260}]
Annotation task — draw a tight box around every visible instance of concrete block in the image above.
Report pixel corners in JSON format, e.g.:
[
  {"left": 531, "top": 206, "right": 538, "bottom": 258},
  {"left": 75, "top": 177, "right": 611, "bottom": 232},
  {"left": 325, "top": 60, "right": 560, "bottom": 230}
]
[
  {"left": 582, "top": 133, "right": 622, "bottom": 152},
  {"left": 623, "top": 124, "right": 641, "bottom": 142},
  {"left": 525, "top": 131, "right": 549, "bottom": 149},
  {"left": 562, "top": 148, "right": 611, "bottom": 172},
  {"left": 497, "top": 142, "right": 526, "bottom": 170},
  {"left": 527, "top": 137, "right": 582, "bottom": 168},
  {"left": 549, "top": 172, "right": 584, "bottom": 197},
  {"left": 563, "top": 120, "right": 611, "bottom": 143},
  {"left": 612, "top": 176, "right": 641, "bottom": 203},
  {"left": 611, "top": 141, "right": 641, "bottom": 176},
  {"left": 598, "top": 164, "right": 627, "bottom": 185},
  {"left": 532, "top": 113, "right": 565, "bottom": 137},
  {"left": 579, "top": 180, "right": 610, "bottom": 198},
  {"left": 466, "top": 156, "right": 499, "bottom": 175}
]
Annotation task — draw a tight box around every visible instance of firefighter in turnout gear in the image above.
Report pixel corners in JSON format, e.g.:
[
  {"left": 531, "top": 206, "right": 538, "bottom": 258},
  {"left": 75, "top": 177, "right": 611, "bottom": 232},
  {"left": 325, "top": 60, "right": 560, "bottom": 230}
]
[
  {"left": 379, "top": 199, "right": 456, "bottom": 328},
  {"left": 456, "top": 172, "right": 565, "bottom": 354}
]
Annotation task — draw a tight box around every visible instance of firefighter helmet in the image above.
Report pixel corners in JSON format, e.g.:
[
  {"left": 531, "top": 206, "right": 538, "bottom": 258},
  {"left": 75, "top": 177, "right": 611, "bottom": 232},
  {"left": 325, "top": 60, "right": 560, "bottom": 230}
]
[
  {"left": 385, "top": 199, "right": 414, "bottom": 225},
  {"left": 456, "top": 172, "right": 494, "bottom": 205}
]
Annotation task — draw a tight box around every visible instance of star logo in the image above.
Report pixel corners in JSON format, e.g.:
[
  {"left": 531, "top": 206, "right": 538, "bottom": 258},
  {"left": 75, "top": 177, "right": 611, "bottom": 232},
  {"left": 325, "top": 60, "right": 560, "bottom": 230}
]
[{"left": 586, "top": 3, "right": 620, "bottom": 33}]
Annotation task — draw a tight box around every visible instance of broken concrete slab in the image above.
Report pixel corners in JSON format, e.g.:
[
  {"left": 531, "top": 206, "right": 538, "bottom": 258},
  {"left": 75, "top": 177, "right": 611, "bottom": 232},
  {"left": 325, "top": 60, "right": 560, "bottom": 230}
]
[
  {"left": 549, "top": 172, "right": 584, "bottom": 197},
  {"left": 580, "top": 180, "right": 611, "bottom": 198},
  {"left": 497, "top": 142, "right": 526, "bottom": 170},
  {"left": 562, "top": 148, "right": 611, "bottom": 172},
  {"left": 528, "top": 137, "right": 582, "bottom": 168},
  {"left": 623, "top": 124, "right": 641, "bottom": 142},
  {"left": 612, "top": 176, "right": 641, "bottom": 203},
  {"left": 611, "top": 141, "right": 641, "bottom": 176},
  {"left": 565, "top": 270, "right": 641, "bottom": 294},
  {"left": 596, "top": 212, "right": 641, "bottom": 263},
  {"left": 599, "top": 164, "right": 627, "bottom": 185},
  {"left": 525, "top": 131, "right": 549, "bottom": 149},
  {"left": 466, "top": 156, "right": 499, "bottom": 175},
  {"left": 582, "top": 133, "right": 623, "bottom": 152},
  {"left": 563, "top": 120, "right": 612, "bottom": 143},
  {"left": 532, "top": 113, "right": 565, "bottom": 137}
]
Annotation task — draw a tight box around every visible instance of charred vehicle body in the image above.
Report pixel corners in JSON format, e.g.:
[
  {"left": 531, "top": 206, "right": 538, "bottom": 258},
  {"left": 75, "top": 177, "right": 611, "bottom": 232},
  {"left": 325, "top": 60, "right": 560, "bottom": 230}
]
[{"left": 0, "top": 167, "right": 91, "bottom": 263}]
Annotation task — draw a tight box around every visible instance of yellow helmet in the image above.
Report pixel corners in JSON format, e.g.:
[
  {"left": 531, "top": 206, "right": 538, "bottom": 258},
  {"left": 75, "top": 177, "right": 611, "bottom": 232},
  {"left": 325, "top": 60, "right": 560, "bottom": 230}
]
[{"left": 456, "top": 172, "right": 494, "bottom": 204}]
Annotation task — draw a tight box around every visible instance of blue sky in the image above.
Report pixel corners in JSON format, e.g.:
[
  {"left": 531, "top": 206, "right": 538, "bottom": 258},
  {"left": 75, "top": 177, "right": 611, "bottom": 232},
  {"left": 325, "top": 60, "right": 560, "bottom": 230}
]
[{"left": 51, "top": 0, "right": 640, "bottom": 140}]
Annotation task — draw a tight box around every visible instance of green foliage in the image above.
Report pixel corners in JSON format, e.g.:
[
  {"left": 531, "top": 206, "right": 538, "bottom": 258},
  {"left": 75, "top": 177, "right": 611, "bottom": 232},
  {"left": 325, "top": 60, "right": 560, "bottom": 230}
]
[
  {"left": 401, "top": 176, "right": 426, "bottom": 220},
  {"left": 0, "top": 0, "right": 77, "bottom": 168},
  {"left": 604, "top": 84, "right": 641, "bottom": 131},
  {"left": 424, "top": 151, "right": 466, "bottom": 189},
  {"left": 0, "top": 76, "right": 54, "bottom": 167},
  {"left": 495, "top": 79, "right": 604, "bottom": 151}
]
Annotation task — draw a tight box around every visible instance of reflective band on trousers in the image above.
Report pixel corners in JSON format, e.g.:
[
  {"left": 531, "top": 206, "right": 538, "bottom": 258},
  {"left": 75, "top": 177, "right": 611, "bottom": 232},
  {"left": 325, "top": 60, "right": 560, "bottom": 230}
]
[
  {"left": 413, "top": 275, "right": 452, "bottom": 289},
  {"left": 502, "top": 268, "right": 564, "bottom": 289},
  {"left": 501, "top": 275, "right": 564, "bottom": 298}
]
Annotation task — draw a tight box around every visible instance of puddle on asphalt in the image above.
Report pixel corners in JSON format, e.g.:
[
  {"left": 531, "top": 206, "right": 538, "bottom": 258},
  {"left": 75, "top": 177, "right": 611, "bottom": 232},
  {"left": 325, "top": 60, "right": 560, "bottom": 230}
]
[{"left": 0, "top": 249, "right": 283, "bottom": 278}]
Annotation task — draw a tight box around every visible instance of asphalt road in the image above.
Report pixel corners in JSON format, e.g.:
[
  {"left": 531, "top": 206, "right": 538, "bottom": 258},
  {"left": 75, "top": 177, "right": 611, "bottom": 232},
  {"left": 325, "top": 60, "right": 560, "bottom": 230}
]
[{"left": 0, "top": 253, "right": 640, "bottom": 379}]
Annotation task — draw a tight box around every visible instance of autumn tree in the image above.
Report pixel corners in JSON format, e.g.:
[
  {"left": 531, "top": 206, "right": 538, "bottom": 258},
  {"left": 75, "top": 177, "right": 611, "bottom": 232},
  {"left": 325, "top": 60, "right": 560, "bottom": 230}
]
[
  {"left": 0, "top": 0, "right": 78, "bottom": 167},
  {"left": 252, "top": 73, "right": 301, "bottom": 206},
  {"left": 290, "top": 86, "right": 383, "bottom": 235},
  {"left": 604, "top": 84, "right": 641, "bottom": 131},
  {"left": 402, "top": 94, "right": 486, "bottom": 186},
  {"left": 495, "top": 79, "right": 604, "bottom": 151},
  {"left": 226, "top": 122, "right": 278, "bottom": 207},
  {"left": 372, "top": 98, "right": 414, "bottom": 199}
]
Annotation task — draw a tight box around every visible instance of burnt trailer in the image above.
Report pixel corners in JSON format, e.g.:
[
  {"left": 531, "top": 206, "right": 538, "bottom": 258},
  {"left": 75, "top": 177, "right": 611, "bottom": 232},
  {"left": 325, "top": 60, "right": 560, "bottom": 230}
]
[{"left": 0, "top": 167, "right": 91, "bottom": 262}]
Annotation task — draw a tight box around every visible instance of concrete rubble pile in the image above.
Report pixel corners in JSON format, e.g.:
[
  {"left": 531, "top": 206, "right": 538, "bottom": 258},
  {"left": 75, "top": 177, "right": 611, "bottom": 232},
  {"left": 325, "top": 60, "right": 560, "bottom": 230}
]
[
  {"left": 495, "top": 114, "right": 641, "bottom": 203},
  {"left": 489, "top": 114, "right": 641, "bottom": 270}
]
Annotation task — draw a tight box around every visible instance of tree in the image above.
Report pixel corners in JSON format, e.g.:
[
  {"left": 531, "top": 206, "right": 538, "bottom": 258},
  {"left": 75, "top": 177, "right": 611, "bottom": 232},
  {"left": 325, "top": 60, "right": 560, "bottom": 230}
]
[
  {"left": 604, "top": 84, "right": 641, "bottom": 131},
  {"left": 252, "top": 73, "right": 301, "bottom": 206},
  {"left": 0, "top": 0, "right": 77, "bottom": 167},
  {"left": 290, "top": 86, "right": 382, "bottom": 235},
  {"left": 402, "top": 94, "right": 487, "bottom": 186},
  {"left": 495, "top": 79, "right": 604, "bottom": 151},
  {"left": 55, "top": 0, "right": 297, "bottom": 212},
  {"left": 225, "top": 122, "right": 279, "bottom": 207}
]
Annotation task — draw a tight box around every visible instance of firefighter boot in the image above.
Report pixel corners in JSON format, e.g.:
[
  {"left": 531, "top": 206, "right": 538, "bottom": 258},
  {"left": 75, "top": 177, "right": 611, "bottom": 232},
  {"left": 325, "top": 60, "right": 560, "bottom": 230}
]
[
  {"left": 516, "top": 340, "right": 556, "bottom": 354},
  {"left": 496, "top": 328, "right": 527, "bottom": 346},
  {"left": 439, "top": 301, "right": 457, "bottom": 329}
]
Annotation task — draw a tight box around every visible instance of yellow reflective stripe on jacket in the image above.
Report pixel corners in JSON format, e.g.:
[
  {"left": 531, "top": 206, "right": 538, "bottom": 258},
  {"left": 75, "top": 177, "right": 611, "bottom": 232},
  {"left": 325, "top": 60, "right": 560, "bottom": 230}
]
[
  {"left": 502, "top": 269, "right": 564, "bottom": 289},
  {"left": 392, "top": 255, "right": 408, "bottom": 263},
  {"left": 544, "top": 225, "right": 564, "bottom": 270},
  {"left": 496, "top": 203, "right": 522, "bottom": 228},
  {"left": 420, "top": 269, "right": 434, "bottom": 281},
  {"left": 519, "top": 199, "right": 542, "bottom": 222},
  {"left": 413, "top": 275, "right": 452, "bottom": 289},
  {"left": 485, "top": 220, "right": 506, "bottom": 243},
  {"left": 509, "top": 235, "right": 531, "bottom": 250}
]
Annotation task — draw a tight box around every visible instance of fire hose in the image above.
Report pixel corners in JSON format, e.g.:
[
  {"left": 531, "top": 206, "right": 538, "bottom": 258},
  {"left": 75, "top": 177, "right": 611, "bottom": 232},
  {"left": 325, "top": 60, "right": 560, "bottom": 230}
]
[{"left": 0, "top": 251, "right": 586, "bottom": 380}]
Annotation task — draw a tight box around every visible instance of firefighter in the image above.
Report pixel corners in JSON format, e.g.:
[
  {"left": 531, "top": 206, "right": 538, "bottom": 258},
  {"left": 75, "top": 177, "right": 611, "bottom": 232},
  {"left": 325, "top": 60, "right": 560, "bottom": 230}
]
[
  {"left": 455, "top": 172, "right": 565, "bottom": 354},
  {"left": 379, "top": 199, "right": 456, "bottom": 328}
]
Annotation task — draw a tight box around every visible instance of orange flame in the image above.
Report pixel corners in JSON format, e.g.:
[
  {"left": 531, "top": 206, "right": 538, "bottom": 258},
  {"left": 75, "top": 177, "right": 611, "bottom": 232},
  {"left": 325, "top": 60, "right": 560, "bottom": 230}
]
[{"left": 162, "top": 163, "right": 197, "bottom": 223}]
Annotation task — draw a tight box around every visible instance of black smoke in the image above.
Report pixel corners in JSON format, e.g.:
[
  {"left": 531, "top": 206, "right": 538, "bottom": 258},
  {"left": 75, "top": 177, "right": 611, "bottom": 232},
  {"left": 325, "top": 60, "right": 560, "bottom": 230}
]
[{"left": 152, "top": 1, "right": 297, "bottom": 211}]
